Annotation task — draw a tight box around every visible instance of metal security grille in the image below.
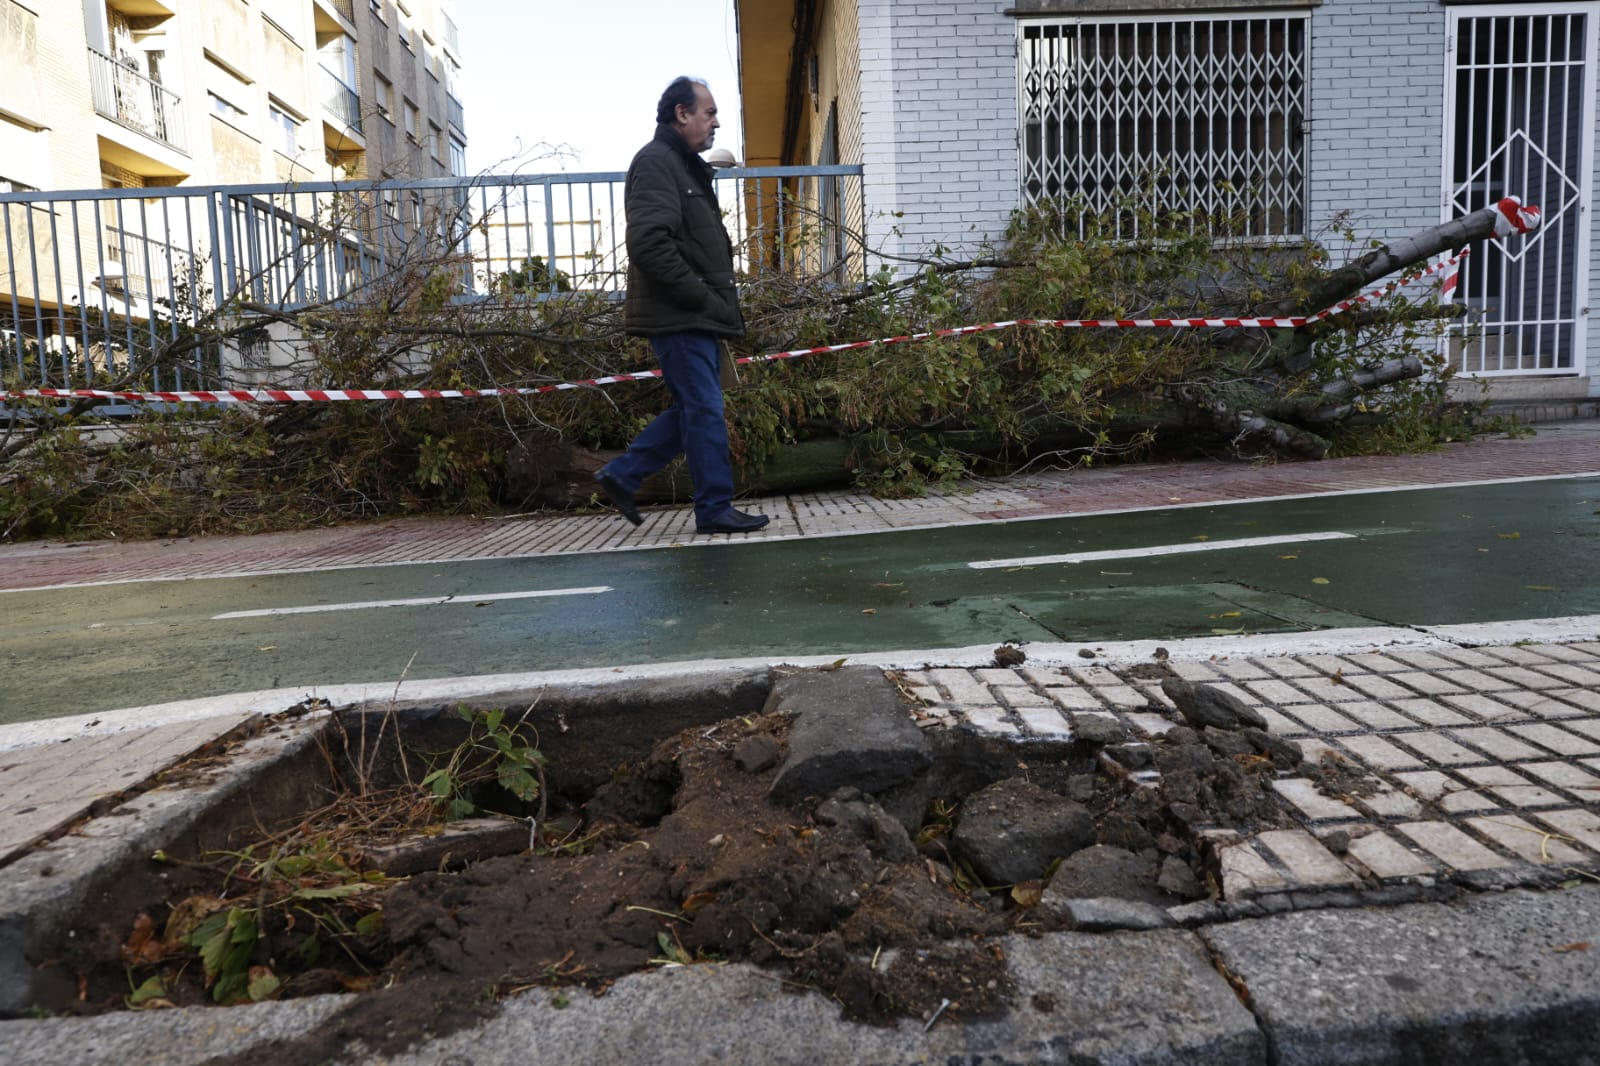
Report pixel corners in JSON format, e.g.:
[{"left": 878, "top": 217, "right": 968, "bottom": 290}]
[
  {"left": 1019, "top": 15, "right": 1307, "bottom": 239},
  {"left": 1445, "top": 6, "right": 1595, "bottom": 375}
]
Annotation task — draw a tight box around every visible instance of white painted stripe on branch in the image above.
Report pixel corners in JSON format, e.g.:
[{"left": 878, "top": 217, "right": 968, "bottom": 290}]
[
  {"left": 967, "top": 531, "right": 1361, "bottom": 570},
  {"left": 212, "top": 586, "right": 612, "bottom": 619}
]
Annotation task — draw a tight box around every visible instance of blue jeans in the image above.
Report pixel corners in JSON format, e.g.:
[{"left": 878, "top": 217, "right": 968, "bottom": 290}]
[{"left": 603, "top": 331, "right": 734, "bottom": 523}]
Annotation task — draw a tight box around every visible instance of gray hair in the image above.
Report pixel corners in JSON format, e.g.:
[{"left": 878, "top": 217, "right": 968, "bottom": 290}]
[{"left": 655, "top": 76, "right": 709, "bottom": 125}]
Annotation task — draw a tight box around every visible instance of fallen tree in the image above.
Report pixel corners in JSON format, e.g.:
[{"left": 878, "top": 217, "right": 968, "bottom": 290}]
[{"left": 0, "top": 195, "right": 1536, "bottom": 539}]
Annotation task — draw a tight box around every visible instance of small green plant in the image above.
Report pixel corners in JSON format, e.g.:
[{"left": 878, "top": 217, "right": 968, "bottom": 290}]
[{"left": 419, "top": 705, "right": 546, "bottom": 821}]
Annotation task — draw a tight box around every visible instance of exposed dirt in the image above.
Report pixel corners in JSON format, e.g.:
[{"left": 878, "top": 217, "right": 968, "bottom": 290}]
[{"left": 29, "top": 689, "right": 1303, "bottom": 1062}]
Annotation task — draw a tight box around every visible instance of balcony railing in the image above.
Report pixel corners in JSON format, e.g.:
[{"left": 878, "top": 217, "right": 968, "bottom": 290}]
[
  {"left": 320, "top": 66, "right": 363, "bottom": 135},
  {"left": 0, "top": 165, "right": 866, "bottom": 392},
  {"left": 445, "top": 93, "right": 464, "bottom": 135},
  {"left": 87, "top": 46, "right": 186, "bottom": 153},
  {"left": 323, "top": 0, "right": 356, "bottom": 22},
  {"left": 443, "top": 12, "right": 460, "bottom": 55}
]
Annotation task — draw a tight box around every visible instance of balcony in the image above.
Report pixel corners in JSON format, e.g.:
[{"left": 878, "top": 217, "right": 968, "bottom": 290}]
[
  {"left": 443, "top": 12, "right": 460, "bottom": 56},
  {"left": 87, "top": 46, "right": 186, "bottom": 153},
  {"left": 320, "top": 66, "right": 363, "bottom": 135},
  {"left": 446, "top": 92, "right": 464, "bottom": 136}
]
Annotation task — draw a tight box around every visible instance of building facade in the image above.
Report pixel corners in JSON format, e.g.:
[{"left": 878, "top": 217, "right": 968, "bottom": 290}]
[
  {"left": 0, "top": 0, "right": 465, "bottom": 358},
  {"left": 735, "top": 0, "right": 1600, "bottom": 404}
]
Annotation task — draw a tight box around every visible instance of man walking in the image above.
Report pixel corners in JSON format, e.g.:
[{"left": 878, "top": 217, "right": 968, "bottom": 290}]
[{"left": 593, "top": 77, "right": 770, "bottom": 535}]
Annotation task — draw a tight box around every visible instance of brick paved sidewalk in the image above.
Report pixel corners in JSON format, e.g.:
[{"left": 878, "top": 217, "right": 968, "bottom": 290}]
[
  {"left": 902, "top": 636, "right": 1600, "bottom": 910},
  {"left": 1, "top": 420, "right": 1595, "bottom": 592}
]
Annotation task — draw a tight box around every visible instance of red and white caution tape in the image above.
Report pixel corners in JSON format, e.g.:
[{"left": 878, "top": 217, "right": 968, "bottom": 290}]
[{"left": 0, "top": 248, "right": 1472, "bottom": 406}]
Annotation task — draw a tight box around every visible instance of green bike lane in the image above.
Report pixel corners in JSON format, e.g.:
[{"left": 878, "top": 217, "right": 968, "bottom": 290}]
[{"left": 1, "top": 476, "right": 1596, "bottom": 724}]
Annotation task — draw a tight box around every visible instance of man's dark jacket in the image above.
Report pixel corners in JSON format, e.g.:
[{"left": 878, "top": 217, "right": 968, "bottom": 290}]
[{"left": 623, "top": 124, "right": 744, "bottom": 338}]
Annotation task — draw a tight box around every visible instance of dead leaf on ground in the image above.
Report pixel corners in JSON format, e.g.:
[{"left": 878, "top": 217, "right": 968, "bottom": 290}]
[
  {"left": 1010, "top": 881, "right": 1043, "bottom": 907},
  {"left": 1554, "top": 941, "right": 1591, "bottom": 953},
  {"left": 1497, "top": 532, "right": 1522, "bottom": 540},
  {"left": 121, "top": 912, "right": 166, "bottom": 967}
]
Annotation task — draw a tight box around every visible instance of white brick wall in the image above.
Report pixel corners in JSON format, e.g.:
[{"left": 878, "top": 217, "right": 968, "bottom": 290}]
[{"left": 859, "top": 0, "right": 1018, "bottom": 272}]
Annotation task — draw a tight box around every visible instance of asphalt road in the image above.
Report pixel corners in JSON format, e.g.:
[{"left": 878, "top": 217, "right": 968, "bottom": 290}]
[{"left": 1, "top": 476, "right": 1596, "bottom": 724}]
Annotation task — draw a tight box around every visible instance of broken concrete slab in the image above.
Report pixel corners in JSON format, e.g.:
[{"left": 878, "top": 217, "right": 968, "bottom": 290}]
[{"left": 766, "top": 666, "right": 930, "bottom": 804}]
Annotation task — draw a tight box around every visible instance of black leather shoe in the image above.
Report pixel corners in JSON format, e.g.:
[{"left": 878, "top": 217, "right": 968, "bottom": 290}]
[
  {"left": 594, "top": 471, "right": 643, "bottom": 526},
  {"left": 695, "top": 509, "right": 771, "bottom": 534}
]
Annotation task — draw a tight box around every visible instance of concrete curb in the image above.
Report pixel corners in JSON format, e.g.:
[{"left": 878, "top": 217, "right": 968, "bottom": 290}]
[{"left": 3, "top": 887, "right": 1596, "bottom": 1064}]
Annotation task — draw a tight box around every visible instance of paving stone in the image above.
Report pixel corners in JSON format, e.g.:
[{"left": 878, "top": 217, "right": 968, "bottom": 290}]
[
  {"left": 1439, "top": 789, "right": 1501, "bottom": 814},
  {"left": 1344, "top": 830, "right": 1435, "bottom": 879},
  {"left": 1392, "top": 770, "right": 1457, "bottom": 801},
  {"left": 1527, "top": 662, "right": 1600, "bottom": 686},
  {"left": 1012, "top": 705, "right": 1072, "bottom": 738},
  {"left": 1437, "top": 667, "right": 1516, "bottom": 692},
  {"left": 1494, "top": 689, "right": 1587, "bottom": 719},
  {"left": 1218, "top": 841, "right": 1288, "bottom": 897},
  {"left": 1278, "top": 703, "right": 1360, "bottom": 732},
  {"left": 1525, "top": 643, "right": 1595, "bottom": 662},
  {"left": 1255, "top": 829, "right": 1360, "bottom": 886},
  {"left": 1298, "top": 654, "right": 1361, "bottom": 676},
  {"left": 1551, "top": 689, "right": 1600, "bottom": 714},
  {"left": 1439, "top": 692, "right": 1523, "bottom": 721},
  {"left": 1125, "top": 712, "right": 1178, "bottom": 737},
  {"left": 1386, "top": 671, "right": 1468, "bottom": 696},
  {"left": 974, "top": 668, "right": 1030, "bottom": 687},
  {"left": 928, "top": 668, "right": 992, "bottom": 704},
  {"left": 1242, "top": 679, "right": 1313, "bottom": 705},
  {"left": 1166, "top": 661, "right": 1223, "bottom": 682},
  {"left": 1254, "top": 707, "right": 1304, "bottom": 736},
  {"left": 1557, "top": 718, "right": 1600, "bottom": 743},
  {"left": 999, "top": 687, "right": 1058, "bottom": 709},
  {"left": 1067, "top": 665, "right": 1125, "bottom": 687},
  {"left": 1514, "top": 760, "right": 1600, "bottom": 797},
  {"left": 1340, "top": 652, "right": 1411, "bottom": 673},
  {"left": 1353, "top": 786, "right": 1424, "bottom": 820},
  {"left": 1396, "top": 821, "right": 1510, "bottom": 870},
  {"left": 1449, "top": 727, "right": 1546, "bottom": 761},
  {"left": 1045, "top": 687, "right": 1107, "bottom": 712},
  {"left": 1386, "top": 651, "right": 1464, "bottom": 671},
  {"left": 1506, "top": 723, "right": 1600, "bottom": 756},
  {"left": 1271, "top": 777, "right": 1359, "bottom": 822},
  {"left": 1293, "top": 738, "right": 1339, "bottom": 764},
  {"left": 1335, "top": 701, "right": 1418, "bottom": 731},
  {"left": 1483, "top": 666, "right": 1567, "bottom": 689},
  {"left": 1391, "top": 731, "right": 1486, "bottom": 766},
  {"left": 959, "top": 705, "right": 1020, "bottom": 738},
  {"left": 1434, "top": 648, "right": 1507, "bottom": 668},
  {"left": 1019, "top": 668, "right": 1073, "bottom": 688},
  {"left": 1465, "top": 814, "right": 1589, "bottom": 864},
  {"left": 1333, "top": 673, "right": 1416, "bottom": 700},
  {"left": 1457, "top": 766, "right": 1569, "bottom": 808},
  {"left": 1334, "top": 734, "right": 1425, "bottom": 771},
  {"left": 1208, "top": 659, "right": 1272, "bottom": 681},
  {"left": 1534, "top": 809, "right": 1600, "bottom": 853},
  {"left": 1260, "top": 658, "right": 1321, "bottom": 679},
  {"left": 1478, "top": 645, "right": 1564, "bottom": 666}
]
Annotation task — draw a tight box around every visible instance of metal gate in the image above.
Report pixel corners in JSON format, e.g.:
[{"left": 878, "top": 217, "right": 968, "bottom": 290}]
[{"left": 1444, "top": 4, "right": 1596, "bottom": 375}]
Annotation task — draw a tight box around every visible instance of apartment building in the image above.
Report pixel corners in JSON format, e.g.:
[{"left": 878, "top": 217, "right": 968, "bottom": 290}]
[
  {"left": 0, "top": 0, "right": 465, "bottom": 367},
  {"left": 0, "top": 0, "right": 464, "bottom": 192}
]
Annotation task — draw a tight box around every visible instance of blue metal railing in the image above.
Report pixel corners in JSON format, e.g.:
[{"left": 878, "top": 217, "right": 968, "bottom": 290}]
[{"left": 0, "top": 165, "right": 866, "bottom": 392}]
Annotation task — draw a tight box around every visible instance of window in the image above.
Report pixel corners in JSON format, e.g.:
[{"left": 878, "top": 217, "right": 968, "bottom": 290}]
[
  {"left": 269, "top": 102, "right": 300, "bottom": 156},
  {"left": 448, "top": 136, "right": 465, "bottom": 176},
  {"left": 397, "top": 2, "right": 412, "bottom": 50},
  {"left": 428, "top": 121, "right": 443, "bottom": 162},
  {"left": 411, "top": 191, "right": 424, "bottom": 227},
  {"left": 374, "top": 73, "right": 394, "bottom": 120},
  {"left": 209, "top": 90, "right": 247, "bottom": 123},
  {"left": 382, "top": 186, "right": 399, "bottom": 220},
  {"left": 1019, "top": 15, "right": 1307, "bottom": 239},
  {"left": 369, "top": 0, "right": 385, "bottom": 21},
  {"left": 403, "top": 99, "right": 418, "bottom": 140},
  {"left": 0, "top": 176, "right": 39, "bottom": 194}
]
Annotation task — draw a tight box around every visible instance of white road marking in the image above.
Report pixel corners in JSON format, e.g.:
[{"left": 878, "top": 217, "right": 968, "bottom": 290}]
[
  {"left": 212, "top": 586, "right": 612, "bottom": 619},
  {"left": 967, "top": 530, "right": 1361, "bottom": 570}
]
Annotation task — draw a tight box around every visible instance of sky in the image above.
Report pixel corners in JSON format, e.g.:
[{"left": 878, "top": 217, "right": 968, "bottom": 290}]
[{"left": 459, "top": 0, "right": 743, "bottom": 176}]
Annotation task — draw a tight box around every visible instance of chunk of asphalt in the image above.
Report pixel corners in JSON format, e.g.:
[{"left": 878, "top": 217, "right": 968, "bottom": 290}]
[
  {"left": 766, "top": 667, "right": 931, "bottom": 805},
  {"left": 1160, "top": 678, "right": 1268, "bottom": 731},
  {"left": 1053, "top": 897, "right": 1177, "bottom": 932},
  {"left": 1202, "top": 884, "right": 1600, "bottom": 1065}
]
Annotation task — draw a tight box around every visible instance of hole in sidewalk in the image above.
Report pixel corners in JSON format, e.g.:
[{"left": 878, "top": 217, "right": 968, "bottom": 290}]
[{"left": 16, "top": 667, "right": 1308, "bottom": 1057}]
